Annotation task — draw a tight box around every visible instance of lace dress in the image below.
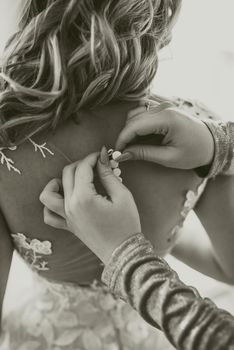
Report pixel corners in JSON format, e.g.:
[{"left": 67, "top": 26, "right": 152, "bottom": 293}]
[{"left": 0, "top": 100, "right": 214, "bottom": 350}]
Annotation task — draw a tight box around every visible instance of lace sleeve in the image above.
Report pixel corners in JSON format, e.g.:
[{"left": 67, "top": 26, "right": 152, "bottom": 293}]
[
  {"left": 197, "top": 120, "right": 234, "bottom": 177},
  {"left": 171, "top": 98, "right": 234, "bottom": 177},
  {"left": 102, "top": 233, "right": 234, "bottom": 350}
]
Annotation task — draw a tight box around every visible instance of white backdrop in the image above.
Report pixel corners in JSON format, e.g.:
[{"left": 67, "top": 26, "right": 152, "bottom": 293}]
[{"left": 154, "top": 0, "right": 234, "bottom": 120}]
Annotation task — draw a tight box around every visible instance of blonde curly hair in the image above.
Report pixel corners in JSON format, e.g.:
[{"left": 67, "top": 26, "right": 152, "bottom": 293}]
[{"left": 0, "top": 0, "right": 181, "bottom": 146}]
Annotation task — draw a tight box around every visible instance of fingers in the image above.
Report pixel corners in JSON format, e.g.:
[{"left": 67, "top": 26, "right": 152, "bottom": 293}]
[
  {"left": 40, "top": 178, "right": 66, "bottom": 218},
  {"left": 97, "top": 148, "right": 126, "bottom": 199},
  {"left": 137, "top": 101, "right": 174, "bottom": 115},
  {"left": 115, "top": 115, "right": 168, "bottom": 151},
  {"left": 72, "top": 148, "right": 126, "bottom": 202},
  {"left": 116, "top": 102, "right": 174, "bottom": 151},
  {"left": 127, "top": 106, "right": 151, "bottom": 121},
  {"left": 62, "top": 153, "right": 99, "bottom": 201},
  {"left": 62, "top": 162, "right": 78, "bottom": 199},
  {"left": 43, "top": 206, "right": 68, "bottom": 230},
  {"left": 127, "top": 100, "right": 160, "bottom": 121},
  {"left": 74, "top": 152, "right": 100, "bottom": 195},
  {"left": 116, "top": 144, "right": 179, "bottom": 166},
  {"left": 41, "top": 178, "right": 62, "bottom": 197}
]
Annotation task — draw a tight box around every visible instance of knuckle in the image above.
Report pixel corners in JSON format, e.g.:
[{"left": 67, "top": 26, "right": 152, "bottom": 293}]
[
  {"left": 50, "top": 178, "right": 57, "bottom": 185},
  {"left": 39, "top": 191, "right": 46, "bottom": 203},
  {"left": 65, "top": 194, "right": 91, "bottom": 215},
  {"left": 51, "top": 178, "right": 60, "bottom": 190},
  {"left": 100, "top": 169, "right": 112, "bottom": 178},
  {"left": 62, "top": 164, "right": 71, "bottom": 175}
]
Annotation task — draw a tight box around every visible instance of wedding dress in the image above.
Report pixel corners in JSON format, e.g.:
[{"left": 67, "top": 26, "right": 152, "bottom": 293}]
[{"left": 0, "top": 98, "right": 215, "bottom": 350}]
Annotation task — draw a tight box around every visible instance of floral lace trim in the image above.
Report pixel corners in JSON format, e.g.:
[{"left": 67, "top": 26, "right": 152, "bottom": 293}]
[
  {"left": 1, "top": 272, "right": 164, "bottom": 350},
  {"left": 167, "top": 179, "right": 207, "bottom": 242},
  {"left": 11, "top": 233, "right": 52, "bottom": 271},
  {"left": 0, "top": 138, "right": 54, "bottom": 174}
]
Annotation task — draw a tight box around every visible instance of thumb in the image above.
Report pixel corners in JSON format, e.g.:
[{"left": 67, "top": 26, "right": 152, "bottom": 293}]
[
  {"left": 97, "top": 147, "right": 126, "bottom": 198},
  {"left": 117, "top": 145, "right": 178, "bottom": 167}
]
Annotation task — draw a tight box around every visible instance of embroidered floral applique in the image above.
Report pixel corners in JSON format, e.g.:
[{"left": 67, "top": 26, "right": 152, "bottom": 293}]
[
  {"left": 11, "top": 233, "right": 52, "bottom": 271},
  {"left": 167, "top": 179, "right": 207, "bottom": 242},
  {"left": 2, "top": 273, "right": 162, "bottom": 350},
  {"left": 181, "top": 179, "right": 207, "bottom": 218}
]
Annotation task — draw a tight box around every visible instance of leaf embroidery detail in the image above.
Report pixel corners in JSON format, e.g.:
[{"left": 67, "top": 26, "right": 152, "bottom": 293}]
[
  {"left": 167, "top": 179, "right": 207, "bottom": 242},
  {"left": 0, "top": 137, "right": 54, "bottom": 174},
  {"left": 28, "top": 138, "right": 54, "bottom": 158},
  {"left": 0, "top": 147, "right": 21, "bottom": 174}
]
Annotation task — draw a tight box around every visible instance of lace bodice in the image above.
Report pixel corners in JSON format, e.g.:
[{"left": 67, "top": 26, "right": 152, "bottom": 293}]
[{"left": 1, "top": 271, "right": 175, "bottom": 350}]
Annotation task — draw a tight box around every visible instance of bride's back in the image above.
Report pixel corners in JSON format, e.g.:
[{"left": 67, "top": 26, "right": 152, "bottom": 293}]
[
  {"left": 0, "top": 0, "right": 194, "bottom": 285},
  {"left": 0, "top": 100, "right": 204, "bottom": 285}
]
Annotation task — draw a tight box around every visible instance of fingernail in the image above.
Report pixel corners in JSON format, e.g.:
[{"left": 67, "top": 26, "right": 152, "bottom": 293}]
[
  {"left": 115, "top": 151, "right": 132, "bottom": 162},
  {"left": 100, "top": 146, "right": 110, "bottom": 166}
]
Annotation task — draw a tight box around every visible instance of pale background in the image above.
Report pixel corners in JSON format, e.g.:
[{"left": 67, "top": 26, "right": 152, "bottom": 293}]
[{"left": 1, "top": 0, "right": 234, "bottom": 314}]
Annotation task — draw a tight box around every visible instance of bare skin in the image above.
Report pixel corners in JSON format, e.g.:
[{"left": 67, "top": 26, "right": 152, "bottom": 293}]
[{"left": 40, "top": 104, "right": 234, "bottom": 284}]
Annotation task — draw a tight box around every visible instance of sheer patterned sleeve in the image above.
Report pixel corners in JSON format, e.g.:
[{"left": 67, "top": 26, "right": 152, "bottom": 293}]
[
  {"left": 170, "top": 98, "right": 234, "bottom": 178},
  {"left": 102, "top": 233, "right": 234, "bottom": 350},
  {"left": 196, "top": 120, "right": 234, "bottom": 177}
]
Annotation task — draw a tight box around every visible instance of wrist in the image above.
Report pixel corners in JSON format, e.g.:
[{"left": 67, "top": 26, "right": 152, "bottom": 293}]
[
  {"left": 202, "top": 121, "right": 215, "bottom": 166},
  {"left": 101, "top": 232, "right": 148, "bottom": 288},
  {"left": 100, "top": 235, "right": 138, "bottom": 265},
  {"left": 194, "top": 121, "right": 215, "bottom": 177}
]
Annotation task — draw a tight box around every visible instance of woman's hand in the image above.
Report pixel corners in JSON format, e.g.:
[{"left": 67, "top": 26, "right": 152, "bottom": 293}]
[
  {"left": 39, "top": 148, "right": 141, "bottom": 264},
  {"left": 115, "top": 101, "right": 215, "bottom": 170}
]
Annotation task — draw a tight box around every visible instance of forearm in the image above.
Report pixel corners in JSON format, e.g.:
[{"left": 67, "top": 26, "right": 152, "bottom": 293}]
[
  {"left": 102, "top": 233, "right": 234, "bottom": 350},
  {"left": 194, "top": 174, "right": 234, "bottom": 282}
]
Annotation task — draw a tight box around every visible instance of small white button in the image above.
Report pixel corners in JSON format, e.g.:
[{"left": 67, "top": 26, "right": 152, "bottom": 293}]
[
  {"left": 113, "top": 168, "right": 121, "bottom": 177},
  {"left": 110, "top": 160, "right": 119, "bottom": 168},
  {"left": 112, "top": 151, "right": 122, "bottom": 160}
]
